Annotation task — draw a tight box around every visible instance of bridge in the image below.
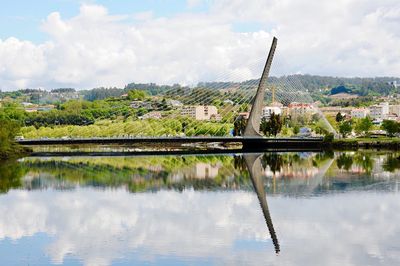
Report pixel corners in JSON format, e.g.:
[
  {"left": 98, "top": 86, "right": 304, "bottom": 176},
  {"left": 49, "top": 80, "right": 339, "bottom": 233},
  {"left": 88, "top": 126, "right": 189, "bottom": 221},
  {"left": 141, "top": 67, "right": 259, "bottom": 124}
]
[{"left": 18, "top": 37, "right": 334, "bottom": 148}]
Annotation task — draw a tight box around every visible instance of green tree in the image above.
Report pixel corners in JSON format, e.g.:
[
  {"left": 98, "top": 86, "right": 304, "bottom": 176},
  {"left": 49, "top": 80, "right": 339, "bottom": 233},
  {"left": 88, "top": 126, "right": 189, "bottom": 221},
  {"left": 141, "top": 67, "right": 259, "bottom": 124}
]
[
  {"left": 381, "top": 120, "right": 400, "bottom": 137},
  {"left": 293, "top": 125, "right": 300, "bottom": 135},
  {"left": 260, "top": 117, "right": 268, "bottom": 136},
  {"left": 233, "top": 115, "right": 247, "bottom": 136},
  {"left": 355, "top": 116, "right": 373, "bottom": 136},
  {"left": 270, "top": 113, "right": 283, "bottom": 137},
  {"left": 0, "top": 118, "right": 21, "bottom": 157},
  {"left": 335, "top": 112, "right": 344, "bottom": 123},
  {"left": 128, "top": 89, "right": 148, "bottom": 100},
  {"left": 314, "top": 120, "right": 330, "bottom": 135},
  {"left": 339, "top": 120, "right": 352, "bottom": 138},
  {"left": 261, "top": 113, "right": 282, "bottom": 137}
]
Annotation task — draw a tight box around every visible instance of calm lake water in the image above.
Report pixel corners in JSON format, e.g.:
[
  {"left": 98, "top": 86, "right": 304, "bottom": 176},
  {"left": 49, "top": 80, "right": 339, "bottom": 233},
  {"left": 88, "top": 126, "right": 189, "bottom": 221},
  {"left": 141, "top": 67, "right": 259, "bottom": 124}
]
[{"left": 1, "top": 151, "right": 400, "bottom": 265}]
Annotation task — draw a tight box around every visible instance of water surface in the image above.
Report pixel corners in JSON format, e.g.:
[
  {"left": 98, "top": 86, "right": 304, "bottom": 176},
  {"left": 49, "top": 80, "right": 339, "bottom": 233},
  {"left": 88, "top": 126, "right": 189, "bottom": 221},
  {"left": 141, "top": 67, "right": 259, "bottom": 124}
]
[{"left": 1, "top": 151, "right": 400, "bottom": 265}]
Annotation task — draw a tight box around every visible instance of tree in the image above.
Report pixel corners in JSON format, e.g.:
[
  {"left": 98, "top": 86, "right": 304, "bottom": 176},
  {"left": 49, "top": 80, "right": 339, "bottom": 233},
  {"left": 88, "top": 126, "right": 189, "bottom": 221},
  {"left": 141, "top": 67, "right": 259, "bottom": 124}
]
[
  {"left": 339, "top": 120, "right": 352, "bottom": 138},
  {"left": 314, "top": 120, "right": 330, "bottom": 135},
  {"left": 260, "top": 117, "right": 268, "bottom": 136},
  {"left": 270, "top": 113, "right": 283, "bottom": 137},
  {"left": 233, "top": 115, "right": 247, "bottom": 136},
  {"left": 128, "top": 89, "right": 148, "bottom": 101},
  {"left": 381, "top": 120, "right": 400, "bottom": 137},
  {"left": 355, "top": 116, "right": 373, "bottom": 136},
  {"left": 293, "top": 125, "right": 300, "bottom": 135},
  {"left": 260, "top": 113, "right": 282, "bottom": 137},
  {"left": 0, "top": 118, "right": 20, "bottom": 155},
  {"left": 335, "top": 112, "right": 344, "bottom": 123}
]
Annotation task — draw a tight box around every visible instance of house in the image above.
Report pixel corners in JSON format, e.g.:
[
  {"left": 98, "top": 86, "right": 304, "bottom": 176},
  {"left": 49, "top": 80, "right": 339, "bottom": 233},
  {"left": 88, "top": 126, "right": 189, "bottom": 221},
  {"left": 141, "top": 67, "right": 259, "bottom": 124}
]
[
  {"left": 288, "top": 102, "right": 315, "bottom": 117},
  {"left": 386, "top": 113, "right": 399, "bottom": 121},
  {"left": 389, "top": 105, "right": 400, "bottom": 116},
  {"left": 130, "top": 101, "right": 152, "bottom": 109},
  {"left": 320, "top": 106, "right": 352, "bottom": 115},
  {"left": 140, "top": 111, "right": 162, "bottom": 120},
  {"left": 167, "top": 99, "right": 183, "bottom": 107},
  {"left": 181, "top": 105, "right": 219, "bottom": 121},
  {"left": 237, "top": 112, "right": 250, "bottom": 120},
  {"left": 262, "top": 106, "right": 282, "bottom": 119},
  {"left": 369, "top": 102, "right": 389, "bottom": 120},
  {"left": 223, "top": 99, "right": 234, "bottom": 105},
  {"left": 351, "top": 108, "right": 370, "bottom": 119}
]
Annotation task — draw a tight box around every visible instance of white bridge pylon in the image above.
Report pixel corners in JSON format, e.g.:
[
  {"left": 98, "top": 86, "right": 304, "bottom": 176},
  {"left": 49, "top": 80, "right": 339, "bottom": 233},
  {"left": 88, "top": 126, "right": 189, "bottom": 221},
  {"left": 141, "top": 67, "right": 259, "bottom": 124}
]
[{"left": 244, "top": 37, "right": 278, "bottom": 137}]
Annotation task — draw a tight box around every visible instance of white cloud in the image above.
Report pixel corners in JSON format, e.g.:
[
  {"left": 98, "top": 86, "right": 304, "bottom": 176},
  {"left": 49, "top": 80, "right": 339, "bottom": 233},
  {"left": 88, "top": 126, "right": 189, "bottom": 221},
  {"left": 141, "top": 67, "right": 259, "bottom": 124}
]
[
  {"left": 0, "top": 1, "right": 399, "bottom": 90},
  {"left": 1, "top": 189, "right": 400, "bottom": 265}
]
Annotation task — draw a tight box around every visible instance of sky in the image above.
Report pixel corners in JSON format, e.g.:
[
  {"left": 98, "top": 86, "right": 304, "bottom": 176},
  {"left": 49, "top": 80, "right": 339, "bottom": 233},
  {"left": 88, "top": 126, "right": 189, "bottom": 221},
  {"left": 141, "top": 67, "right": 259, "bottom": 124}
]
[{"left": 0, "top": 0, "right": 399, "bottom": 90}]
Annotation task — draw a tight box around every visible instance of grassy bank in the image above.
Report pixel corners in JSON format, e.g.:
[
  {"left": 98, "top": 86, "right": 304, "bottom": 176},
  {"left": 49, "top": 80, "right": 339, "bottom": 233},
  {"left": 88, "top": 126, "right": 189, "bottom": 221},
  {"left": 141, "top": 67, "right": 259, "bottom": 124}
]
[{"left": 331, "top": 137, "right": 400, "bottom": 150}]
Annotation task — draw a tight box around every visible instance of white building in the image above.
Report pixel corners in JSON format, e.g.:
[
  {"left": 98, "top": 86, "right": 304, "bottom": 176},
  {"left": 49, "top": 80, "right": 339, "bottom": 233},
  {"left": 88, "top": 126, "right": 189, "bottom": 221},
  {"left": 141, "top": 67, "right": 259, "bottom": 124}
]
[
  {"left": 140, "top": 111, "right": 162, "bottom": 120},
  {"left": 181, "top": 105, "right": 219, "bottom": 121},
  {"left": 369, "top": 102, "right": 389, "bottom": 120},
  {"left": 167, "top": 99, "right": 183, "bottom": 107},
  {"left": 130, "top": 101, "right": 152, "bottom": 109},
  {"left": 262, "top": 106, "right": 282, "bottom": 119},
  {"left": 351, "top": 108, "right": 370, "bottom": 119},
  {"left": 389, "top": 105, "right": 400, "bottom": 117},
  {"left": 386, "top": 113, "right": 399, "bottom": 121},
  {"left": 288, "top": 102, "right": 315, "bottom": 117}
]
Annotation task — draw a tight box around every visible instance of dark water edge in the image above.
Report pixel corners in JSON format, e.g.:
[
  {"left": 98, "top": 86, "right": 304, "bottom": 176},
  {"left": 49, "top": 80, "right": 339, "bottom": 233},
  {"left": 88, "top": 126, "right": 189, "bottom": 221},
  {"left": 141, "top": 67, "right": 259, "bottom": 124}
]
[
  {"left": 0, "top": 144, "right": 31, "bottom": 160},
  {"left": 331, "top": 140, "right": 400, "bottom": 150}
]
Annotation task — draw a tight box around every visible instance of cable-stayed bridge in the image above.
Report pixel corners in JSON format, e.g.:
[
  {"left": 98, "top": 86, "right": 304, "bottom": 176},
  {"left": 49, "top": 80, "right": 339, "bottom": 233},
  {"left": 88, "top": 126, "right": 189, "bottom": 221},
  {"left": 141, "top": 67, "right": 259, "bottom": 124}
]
[{"left": 18, "top": 37, "right": 334, "bottom": 148}]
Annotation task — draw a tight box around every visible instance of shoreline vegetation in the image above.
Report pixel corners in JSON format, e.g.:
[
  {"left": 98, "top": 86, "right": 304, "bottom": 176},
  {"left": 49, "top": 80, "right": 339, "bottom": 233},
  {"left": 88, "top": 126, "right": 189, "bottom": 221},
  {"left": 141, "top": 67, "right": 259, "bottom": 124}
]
[
  {"left": 330, "top": 137, "right": 400, "bottom": 150},
  {"left": 0, "top": 119, "right": 31, "bottom": 160}
]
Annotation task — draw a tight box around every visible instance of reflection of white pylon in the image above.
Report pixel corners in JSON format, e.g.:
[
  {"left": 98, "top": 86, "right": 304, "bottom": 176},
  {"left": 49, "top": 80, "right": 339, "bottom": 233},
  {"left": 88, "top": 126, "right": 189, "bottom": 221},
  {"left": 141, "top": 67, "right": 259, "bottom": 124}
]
[
  {"left": 244, "top": 37, "right": 278, "bottom": 137},
  {"left": 243, "top": 153, "right": 280, "bottom": 254}
]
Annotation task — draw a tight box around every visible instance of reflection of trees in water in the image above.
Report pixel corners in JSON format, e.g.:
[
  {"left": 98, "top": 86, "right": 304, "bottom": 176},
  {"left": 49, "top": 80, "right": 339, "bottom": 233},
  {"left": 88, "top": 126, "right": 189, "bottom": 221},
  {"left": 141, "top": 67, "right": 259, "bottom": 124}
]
[
  {"left": 383, "top": 155, "right": 400, "bottom": 173},
  {"left": 0, "top": 160, "right": 26, "bottom": 193},
  {"left": 336, "top": 153, "right": 354, "bottom": 171},
  {"left": 233, "top": 155, "right": 246, "bottom": 171},
  {"left": 21, "top": 156, "right": 244, "bottom": 192},
  {"left": 7, "top": 152, "right": 400, "bottom": 195},
  {"left": 353, "top": 154, "right": 374, "bottom": 174},
  {"left": 261, "top": 153, "right": 283, "bottom": 174}
]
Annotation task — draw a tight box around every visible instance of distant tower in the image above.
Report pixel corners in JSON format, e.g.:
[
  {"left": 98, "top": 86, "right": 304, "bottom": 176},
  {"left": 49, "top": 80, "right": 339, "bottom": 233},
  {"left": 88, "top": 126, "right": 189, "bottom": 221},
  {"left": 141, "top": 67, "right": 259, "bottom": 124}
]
[{"left": 244, "top": 37, "right": 278, "bottom": 137}]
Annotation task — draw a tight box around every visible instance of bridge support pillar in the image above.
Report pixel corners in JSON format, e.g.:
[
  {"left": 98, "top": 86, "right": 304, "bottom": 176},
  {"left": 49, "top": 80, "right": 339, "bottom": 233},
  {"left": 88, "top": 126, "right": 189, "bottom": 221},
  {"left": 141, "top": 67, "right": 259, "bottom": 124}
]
[{"left": 244, "top": 37, "right": 278, "bottom": 137}]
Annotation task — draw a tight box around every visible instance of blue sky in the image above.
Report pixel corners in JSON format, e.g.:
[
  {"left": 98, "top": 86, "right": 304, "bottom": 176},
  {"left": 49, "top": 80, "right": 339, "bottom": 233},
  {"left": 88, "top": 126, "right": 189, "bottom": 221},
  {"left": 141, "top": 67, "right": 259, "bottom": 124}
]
[
  {"left": 0, "top": 0, "right": 399, "bottom": 90},
  {"left": 0, "top": 0, "right": 210, "bottom": 43}
]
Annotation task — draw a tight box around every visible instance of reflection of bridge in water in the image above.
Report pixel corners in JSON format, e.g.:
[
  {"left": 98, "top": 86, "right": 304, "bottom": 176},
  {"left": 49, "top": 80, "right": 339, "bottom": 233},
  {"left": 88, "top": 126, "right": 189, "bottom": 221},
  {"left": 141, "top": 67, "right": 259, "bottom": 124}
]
[
  {"left": 243, "top": 152, "right": 335, "bottom": 254},
  {"left": 244, "top": 153, "right": 280, "bottom": 254},
  {"left": 18, "top": 136, "right": 324, "bottom": 149}
]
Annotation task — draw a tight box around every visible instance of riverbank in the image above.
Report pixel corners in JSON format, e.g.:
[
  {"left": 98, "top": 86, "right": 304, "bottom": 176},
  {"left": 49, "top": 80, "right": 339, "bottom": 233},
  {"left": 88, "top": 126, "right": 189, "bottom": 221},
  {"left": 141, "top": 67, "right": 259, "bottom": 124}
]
[
  {"left": 0, "top": 144, "right": 32, "bottom": 160},
  {"left": 330, "top": 137, "right": 400, "bottom": 150}
]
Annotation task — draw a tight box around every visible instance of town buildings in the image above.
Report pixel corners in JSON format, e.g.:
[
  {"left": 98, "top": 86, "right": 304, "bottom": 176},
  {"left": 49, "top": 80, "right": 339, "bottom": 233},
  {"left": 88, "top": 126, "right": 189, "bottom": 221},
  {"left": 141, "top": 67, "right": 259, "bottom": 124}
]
[
  {"left": 389, "top": 105, "right": 400, "bottom": 117},
  {"left": 262, "top": 106, "right": 282, "bottom": 119},
  {"left": 351, "top": 108, "right": 370, "bottom": 119},
  {"left": 139, "top": 111, "right": 162, "bottom": 120},
  {"left": 130, "top": 101, "right": 153, "bottom": 109},
  {"left": 369, "top": 102, "right": 389, "bottom": 120},
  {"left": 288, "top": 102, "right": 315, "bottom": 118},
  {"left": 181, "top": 105, "right": 220, "bottom": 121}
]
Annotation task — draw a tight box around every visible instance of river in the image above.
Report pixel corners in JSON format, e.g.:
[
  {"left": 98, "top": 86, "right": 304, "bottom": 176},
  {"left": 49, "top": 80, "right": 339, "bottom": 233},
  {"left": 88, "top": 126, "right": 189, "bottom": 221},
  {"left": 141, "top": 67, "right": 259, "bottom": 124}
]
[{"left": 1, "top": 151, "right": 400, "bottom": 265}]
